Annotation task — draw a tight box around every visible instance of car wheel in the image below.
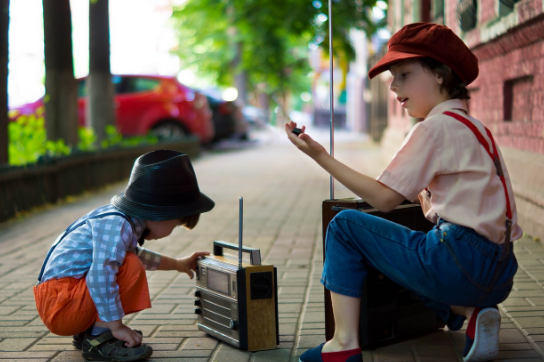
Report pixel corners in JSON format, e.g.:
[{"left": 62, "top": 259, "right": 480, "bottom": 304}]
[{"left": 152, "top": 121, "right": 188, "bottom": 138}]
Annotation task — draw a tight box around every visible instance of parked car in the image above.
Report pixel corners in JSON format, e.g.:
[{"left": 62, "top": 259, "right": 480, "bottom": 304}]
[
  {"left": 201, "top": 92, "right": 249, "bottom": 142},
  {"left": 9, "top": 74, "right": 215, "bottom": 144},
  {"left": 242, "top": 105, "right": 269, "bottom": 129}
]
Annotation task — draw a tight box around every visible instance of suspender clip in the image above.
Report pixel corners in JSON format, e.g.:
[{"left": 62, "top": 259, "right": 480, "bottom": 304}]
[
  {"left": 504, "top": 219, "right": 512, "bottom": 243},
  {"left": 493, "top": 156, "right": 504, "bottom": 177}
]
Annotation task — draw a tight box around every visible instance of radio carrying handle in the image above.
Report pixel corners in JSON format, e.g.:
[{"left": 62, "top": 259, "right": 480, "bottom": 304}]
[{"left": 213, "top": 241, "right": 262, "bottom": 266}]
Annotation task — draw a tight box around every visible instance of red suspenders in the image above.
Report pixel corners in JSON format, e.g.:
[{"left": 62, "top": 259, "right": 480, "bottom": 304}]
[{"left": 443, "top": 111, "right": 513, "bottom": 245}]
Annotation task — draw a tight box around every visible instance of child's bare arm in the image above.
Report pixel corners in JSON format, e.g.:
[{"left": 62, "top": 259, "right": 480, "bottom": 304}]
[
  {"left": 285, "top": 121, "right": 405, "bottom": 212},
  {"left": 157, "top": 251, "right": 210, "bottom": 278}
]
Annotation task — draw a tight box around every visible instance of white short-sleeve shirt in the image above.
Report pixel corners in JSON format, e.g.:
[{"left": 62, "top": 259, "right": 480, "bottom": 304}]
[{"left": 377, "top": 99, "right": 522, "bottom": 244}]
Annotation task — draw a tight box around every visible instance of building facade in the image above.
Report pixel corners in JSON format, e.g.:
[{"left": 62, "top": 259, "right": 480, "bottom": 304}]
[{"left": 372, "top": 0, "right": 544, "bottom": 237}]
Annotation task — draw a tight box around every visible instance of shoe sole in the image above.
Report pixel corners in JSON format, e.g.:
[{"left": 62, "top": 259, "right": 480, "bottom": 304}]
[{"left": 463, "top": 308, "right": 500, "bottom": 362}]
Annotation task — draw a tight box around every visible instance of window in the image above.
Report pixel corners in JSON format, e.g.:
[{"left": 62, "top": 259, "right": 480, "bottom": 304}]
[
  {"left": 498, "top": 0, "right": 520, "bottom": 16},
  {"left": 503, "top": 76, "right": 533, "bottom": 122},
  {"left": 456, "top": 0, "right": 477, "bottom": 31},
  {"left": 115, "top": 77, "right": 161, "bottom": 94},
  {"left": 78, "top": 76, "right": 124, "bottom": 96},
  {"left": 77, "top": 79, "right": 87, "bottom": 97},
  {"left": 433, "top": 0, "right": 445, "bottom": 24},
  {"left": 126, "top": 78, "right": 161, "bottom": 94}
]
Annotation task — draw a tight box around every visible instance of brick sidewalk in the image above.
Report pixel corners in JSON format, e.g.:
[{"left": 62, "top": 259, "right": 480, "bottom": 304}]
[{"left": 0, "top": 127, "right": 543, "bottom": 361}]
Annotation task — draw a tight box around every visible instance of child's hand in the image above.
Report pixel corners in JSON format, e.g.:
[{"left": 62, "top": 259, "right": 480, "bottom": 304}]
[
  {"left": 110, "top": 324, "right": 143, "bottom": 347},
  {"left": 175, "top": 251, "right": 210, "bottom": 279},
  {"left": 284, "top": 121, "right": 327, "bottom": 159}
]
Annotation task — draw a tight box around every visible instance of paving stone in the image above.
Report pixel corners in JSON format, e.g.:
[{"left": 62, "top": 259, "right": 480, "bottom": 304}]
[
  {"left": 500, "top": 342, "right": 539, "bottom": 350},
  {"left": 145, "top": 343, "right": 179, "bottom": 351},
  {"left": 412, "top": 345, "right": 458, "bottom": 361},
  {"left": 372, "top": 345, "right": 416, "bottom": 362},
  {"left": 211, "top": 343, "right": 251, "bottom": 362},
  {"left": 252, "top": 348, "right": 292, "bottom": 362},
  {"left": 181, "top": 337, "right": 218, "bottom": 350},
  {"left": 500, "top": 328, "right": 531, "bottom": 344},
  {"left": 0, "top": 337, "right": 38, "bottom": 351},
  {"left": 148, "top": 349, "right": 211, "bottom": 358},
  {"left": 497, "top": 349, "right": 541, "bottom": 359}
]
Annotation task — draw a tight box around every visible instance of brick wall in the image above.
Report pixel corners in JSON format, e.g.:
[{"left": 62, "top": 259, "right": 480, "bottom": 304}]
[
  {"left": 479, "top": 0, "right": 497, "bottom": 24},
  {"left": 383, "top": 0, "right": 544, "bottom": 152},
  {"left": 461, "top": 6, "right": 544, "bottom": 153}
]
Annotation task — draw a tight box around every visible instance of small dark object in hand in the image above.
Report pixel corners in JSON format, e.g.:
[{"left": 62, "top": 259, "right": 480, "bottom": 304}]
[{"left": 292, "top": 128, "right": 302, "bottom": 136}]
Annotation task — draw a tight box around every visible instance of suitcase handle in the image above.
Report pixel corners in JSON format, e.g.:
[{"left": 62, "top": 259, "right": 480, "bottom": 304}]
[{"left": 213, "top": 240, "right": 262, "bottom": 266}]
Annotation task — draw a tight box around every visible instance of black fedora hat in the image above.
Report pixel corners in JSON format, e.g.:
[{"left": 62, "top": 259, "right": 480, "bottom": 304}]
[{"left": 111, "top": 150, "right": 215, "bottom": 221}]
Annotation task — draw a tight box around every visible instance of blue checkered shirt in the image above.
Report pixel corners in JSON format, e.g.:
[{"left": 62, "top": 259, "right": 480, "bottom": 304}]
[{"left": 39, "top": 204, "right": 162, "bottom": 322}]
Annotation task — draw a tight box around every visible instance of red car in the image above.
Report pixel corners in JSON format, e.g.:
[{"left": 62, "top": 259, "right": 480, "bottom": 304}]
[{"left": 10, "top": 74, "right": 215, "bottom": 144}]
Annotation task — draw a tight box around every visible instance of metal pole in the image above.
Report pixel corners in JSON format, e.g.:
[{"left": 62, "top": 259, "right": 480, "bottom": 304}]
[
  {"left": 328, "top": 0, "right": 335, "bottom": 200},
  {"left": 238, "top": 196, "right": 243, "bottom": 270}
]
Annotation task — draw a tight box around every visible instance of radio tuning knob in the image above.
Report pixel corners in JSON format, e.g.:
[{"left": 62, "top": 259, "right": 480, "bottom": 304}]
[
  {"left": 194, "top": 300, "right": 201, "bottom": 306},
  {"left": 194, "top": 290, "right": 201, "bottom": 297},
  {"left": 194, "top": 308, "right": 202, "bottom": 314},
  {"left": 230, "top": 320, "right": 238, "bottom": 330}
]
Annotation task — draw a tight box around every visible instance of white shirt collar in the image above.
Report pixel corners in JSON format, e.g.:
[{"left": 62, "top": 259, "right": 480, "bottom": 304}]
[{"left": 426, "top": 99, "right": 468, "bottom": 119}]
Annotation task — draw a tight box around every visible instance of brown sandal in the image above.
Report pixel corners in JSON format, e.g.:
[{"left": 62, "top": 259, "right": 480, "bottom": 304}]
[{"left": 81, "top": 330, "right": 152, "bottom": 361}]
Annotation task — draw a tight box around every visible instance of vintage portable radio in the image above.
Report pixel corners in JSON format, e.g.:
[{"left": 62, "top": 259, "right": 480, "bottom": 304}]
[
  {"left": 322, "top": 198, "right": 445, "bottom": 347},
  {"left": 194, "top": 198, "right": 279, "bottom": 351}
]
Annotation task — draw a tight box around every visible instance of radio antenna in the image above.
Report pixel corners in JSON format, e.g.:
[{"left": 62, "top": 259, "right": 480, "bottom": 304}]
[
  {"left": 328, "top": 0, "right": 335, "bottom": 200},
  {"left": 238, "top": 196, "right": 243, "bottom": 270}
]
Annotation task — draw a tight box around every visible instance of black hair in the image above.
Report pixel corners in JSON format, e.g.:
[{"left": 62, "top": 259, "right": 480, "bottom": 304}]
[{"left": 417, "top": 57, "right": 470, "bottom": 100}]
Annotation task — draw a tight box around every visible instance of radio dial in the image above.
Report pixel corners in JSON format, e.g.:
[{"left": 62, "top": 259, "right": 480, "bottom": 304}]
[
  {"left": 194, "top": 300, "right": 201, "bottom": 306},
  {"left": 194, "top": 290, "right": 201, "bottom": 297},
  {"left": 194, "top": 308, "right": 202, "bottom": 314}
]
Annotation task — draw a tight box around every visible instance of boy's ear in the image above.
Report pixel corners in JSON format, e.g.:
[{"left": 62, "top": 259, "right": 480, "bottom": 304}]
[{"left": 435, "top": 74, "right": 444, "bottom": 85}]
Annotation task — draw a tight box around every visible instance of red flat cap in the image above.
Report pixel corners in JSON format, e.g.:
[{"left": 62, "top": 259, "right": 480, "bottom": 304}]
[{"left": 368, "top": 22, "right": 479, "bottom": 85}]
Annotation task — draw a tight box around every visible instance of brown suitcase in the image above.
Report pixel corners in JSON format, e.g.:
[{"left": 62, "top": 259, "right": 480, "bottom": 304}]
[{"left": 322, "top": 198, "right": 445, "bottom": 348}]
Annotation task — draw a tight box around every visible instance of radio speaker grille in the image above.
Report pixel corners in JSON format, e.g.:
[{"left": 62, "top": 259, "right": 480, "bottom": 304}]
[
  {"left": 200, "top": 290, "right": 234, "bottom": 336},
  {"left": 203, "top": 317, "right": 233, "bottom": 336}
]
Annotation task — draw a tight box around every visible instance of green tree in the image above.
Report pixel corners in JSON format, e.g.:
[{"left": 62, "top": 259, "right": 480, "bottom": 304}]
[
  {"left": 88, "top": 0, "right": 115, "bottom": 145},
  {"left": 43, "top": 0, "right": 79, "bottom": 146},
  {"left": 171, "top": 0, "right": 383, "bottom": 102}
]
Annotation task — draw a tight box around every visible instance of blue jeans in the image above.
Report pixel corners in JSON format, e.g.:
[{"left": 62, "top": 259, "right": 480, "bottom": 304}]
[{"left": 321, "top": 210, "right": 518, "bottom": 330}]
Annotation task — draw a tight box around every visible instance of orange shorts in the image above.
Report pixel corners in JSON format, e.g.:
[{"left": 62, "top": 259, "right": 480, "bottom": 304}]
[{"left": 33, "top": 252, "right": 151, "bottom": 336}]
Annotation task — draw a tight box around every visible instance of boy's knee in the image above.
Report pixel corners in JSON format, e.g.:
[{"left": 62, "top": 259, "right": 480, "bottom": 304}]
[{"left": 330, "top": 209, "right": 366, "bottom": 228}]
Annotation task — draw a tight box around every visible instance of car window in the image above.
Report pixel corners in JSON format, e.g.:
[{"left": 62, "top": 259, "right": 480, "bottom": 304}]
[
  {"left": 112, "top": 75, "right": 123, "bottom": 93},
  {"left": 121, "top": 77, "right": 161, "bottom": 94},
  {"left": 78, "top": 76, "right": 124, "bottom": 96},
  {"left": 77, "top": 80, "right": 87, "bottom": 97}
]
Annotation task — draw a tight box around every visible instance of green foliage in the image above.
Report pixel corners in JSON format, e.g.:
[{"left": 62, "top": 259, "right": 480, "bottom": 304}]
[
  {"left": 8, "top": 114, "right": 70, "bottom": 165},
  {"left": 100, "top": 125, "right": 159, "bottom": 149},
  {"left": 101, "top": 125, "right": 123, "bottom": 149},
  {"left": 77, "top": 126, "right": 97, "bottom": 151},
  {"left": 8, "top": 115, "right": 159, "bottom": 166},
  {"left": 171, "top": 0, "right": 385, "bottom": 96}
]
